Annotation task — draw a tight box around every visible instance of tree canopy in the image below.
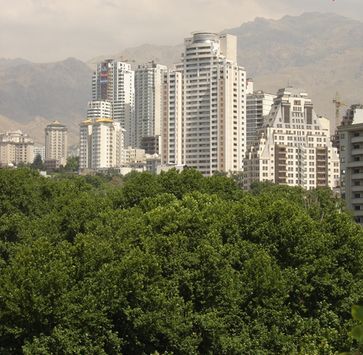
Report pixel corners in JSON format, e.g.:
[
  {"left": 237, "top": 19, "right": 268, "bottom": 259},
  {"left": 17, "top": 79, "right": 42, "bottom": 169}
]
[{"left": 0, "top": 168, "right": 362, "bottom": 354}]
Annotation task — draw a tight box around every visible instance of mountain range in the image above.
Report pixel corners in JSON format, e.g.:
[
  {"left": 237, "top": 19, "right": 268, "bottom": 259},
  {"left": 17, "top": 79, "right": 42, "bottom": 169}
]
[{"left": 1, "top": 12, "right": 363, "bottom": 145}]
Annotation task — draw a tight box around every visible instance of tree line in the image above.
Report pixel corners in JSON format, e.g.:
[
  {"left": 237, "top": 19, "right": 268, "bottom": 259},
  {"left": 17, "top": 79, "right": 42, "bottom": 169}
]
[{"left": 0, "top": 168, "right": 362, "bottom": 354}]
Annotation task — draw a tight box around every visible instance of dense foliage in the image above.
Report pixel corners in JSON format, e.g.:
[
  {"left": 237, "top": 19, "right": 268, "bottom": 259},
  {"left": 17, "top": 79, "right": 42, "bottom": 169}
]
[{"left": 0, "top": 168, "right": 362, "bottom": 354}]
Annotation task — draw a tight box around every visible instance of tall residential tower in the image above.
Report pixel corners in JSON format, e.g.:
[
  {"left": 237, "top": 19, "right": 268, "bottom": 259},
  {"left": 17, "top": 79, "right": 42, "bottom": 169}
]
[
  {"left": 179, "top": 32, "right": 246, "bottom": 175},
  {"left": 135, "top": 62, "right": 167, "bottom": 152},
  {"left": 92, "top": 60, "right": 135, "bottom": 146}
]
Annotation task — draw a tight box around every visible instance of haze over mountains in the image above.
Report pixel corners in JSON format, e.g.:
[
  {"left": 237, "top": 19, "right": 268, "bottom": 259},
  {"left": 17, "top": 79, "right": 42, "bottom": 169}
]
[{"left": 1, "top": 12, "right": 362, "bottom": 144}]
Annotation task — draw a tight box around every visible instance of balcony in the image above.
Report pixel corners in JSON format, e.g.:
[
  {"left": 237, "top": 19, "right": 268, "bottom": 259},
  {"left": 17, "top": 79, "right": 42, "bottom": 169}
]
[
  {"left": 276, "top": 179, "right": 287, "bottom": 184},
  {"left": 352, "top": 185, "right": 363, "bottom": 192},
  {"left": 352, "top": 173, "right": 363, "bottom": 180},
  {"left": 347, "top": 161, "right": 363, "bottom": 168},
  {"left": 352, "top": 136, "right": 363, "bottom": 144},
  {"left": 351, "top": 198, "right": 363, "bottom": 204},
  {"left": 352, "top": 149, "right": 363, "bottom": 156}
]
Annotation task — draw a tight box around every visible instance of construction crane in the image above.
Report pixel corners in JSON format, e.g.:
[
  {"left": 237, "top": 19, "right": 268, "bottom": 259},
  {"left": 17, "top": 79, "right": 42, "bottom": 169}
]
[{"left": 332, "top": 92, "right": 347, "bottom": 132}]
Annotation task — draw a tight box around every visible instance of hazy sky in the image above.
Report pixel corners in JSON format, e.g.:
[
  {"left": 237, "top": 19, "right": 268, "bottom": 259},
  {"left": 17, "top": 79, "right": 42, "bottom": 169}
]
[{"left": 0, "top": 0, "right": 362, "bottom": 62}]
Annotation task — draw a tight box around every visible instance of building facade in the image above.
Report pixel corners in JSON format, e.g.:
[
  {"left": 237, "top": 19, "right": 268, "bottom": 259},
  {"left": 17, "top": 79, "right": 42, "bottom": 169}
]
[
  {"left": 45, "top": 121, "right": 68, "bottom": 167},
  {"left": 0, "top": 130, "right": 34, "bottom": 166},
  {"left": 161, "top": 70, "right": 183, "bottom": 165},
  {"left": 87, "top": 100, "right": 112, "bottom": 119},
  {"left": 79, "top": 118, "right": 125, "bottom": 171},
  {"left": 124, "top": 147, "right": 146, "bottom": 164},
  {"left": 246, "top": 82, "right": 275, "bottom": 150},
  {"left": 179, "top": 32, "right": 246, "bottom": 175},
  {"left": 92, "top": 60, "right": 135, "bottom": 147},
  {"left": 338, "top": 105, "right": 363, "bottom": 224},
  {"left": 135, "top": 62, "right": 168, "bottom": 151},
  {"left": 244, "top": 88, "right": 340, "bottom": 190}
]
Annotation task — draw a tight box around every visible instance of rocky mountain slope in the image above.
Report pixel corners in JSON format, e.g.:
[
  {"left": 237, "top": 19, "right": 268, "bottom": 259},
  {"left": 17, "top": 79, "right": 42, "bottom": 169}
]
[{"left": 1, "top": 12, "right": 363, "bottom": 144}]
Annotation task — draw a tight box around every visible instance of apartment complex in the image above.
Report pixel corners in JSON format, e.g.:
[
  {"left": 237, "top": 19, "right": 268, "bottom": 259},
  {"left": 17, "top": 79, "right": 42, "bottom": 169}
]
[
  {"left": 0, "top": 130, "right": 34, "bottom": 166},
  {"left": 246, "top": 81, "right": 275, "bottom": 149},
  {"left": 45, "top": 121, "right": 68, "bottom": 167},
  {"left": 244, "top": 88, "right": 340, "bottom": 190},
  {"left": 135, "top": 62, "right": 167, "bottom": 152},
  {"left": 92, "top": 60, "right": 135, "bottom": 146},
  {"left": 338, "top": 104, "right": 363, "bottom": 224},
  {"left": 79, "top": 118, "right": 125, "bottom": 170},
  {"left": 179, "top": 32, "right": 247, "bottom": 175}
]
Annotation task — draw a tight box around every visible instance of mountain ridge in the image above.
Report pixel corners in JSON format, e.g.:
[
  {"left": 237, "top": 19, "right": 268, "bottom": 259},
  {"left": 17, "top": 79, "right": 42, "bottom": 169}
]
[{"left": 1, "top": 12, "right": 363, "bottom": 144}]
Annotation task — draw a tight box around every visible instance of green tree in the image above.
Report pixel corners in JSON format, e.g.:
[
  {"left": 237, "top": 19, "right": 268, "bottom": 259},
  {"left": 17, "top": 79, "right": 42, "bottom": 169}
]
[
  {"left": 31, "top": 154, "right": 44, "bottom": 170},
  {"left": 0, "top": 170, "right": 362, "bottom": 354},
  {"left": 64, "top": 156, "right": 79, "bottom": 172}
]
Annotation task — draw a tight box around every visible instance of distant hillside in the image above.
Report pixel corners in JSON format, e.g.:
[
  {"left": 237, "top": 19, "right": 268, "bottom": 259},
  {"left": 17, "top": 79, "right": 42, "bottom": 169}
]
[
  {"left": 91, "top": 12, "right": 363, "bottom": 118},
  {"left": 88, "top": 44, "right": 183, "bottom": 69},
  {"left": 0, "top": 58, "right": 92, "bottom": 123},
  {"left": 225, "top": 12, "right": 363, "bottom": 117},
  {"left": 1, "top": 12, "right": 363, "bottom": 143}
]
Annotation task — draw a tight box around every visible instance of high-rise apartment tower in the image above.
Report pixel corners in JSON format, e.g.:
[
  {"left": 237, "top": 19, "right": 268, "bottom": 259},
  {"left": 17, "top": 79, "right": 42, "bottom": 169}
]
[
  {"left": 179, "top": 32, "right": 246, "bottom": 175},
  {"left": 135, "top": 62, "right": 167, "bottom": 152},
  {"left": 92, "top": 60, "right": 135, "bottom": 146}
]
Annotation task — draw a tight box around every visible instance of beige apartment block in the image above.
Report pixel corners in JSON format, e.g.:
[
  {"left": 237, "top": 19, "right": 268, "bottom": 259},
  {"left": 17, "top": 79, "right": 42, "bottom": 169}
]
[
  {"left": 79, "top": 118, "right": 125, "bottom": 171},
  {"left": 0, "top": 130, "right": 34, "bottom": 166},
  {"left": 45, "top": 121, "right": 68, "bottom": 167},
  {"left": 244, "top": 88, "right": 340, "bottom": 190}
]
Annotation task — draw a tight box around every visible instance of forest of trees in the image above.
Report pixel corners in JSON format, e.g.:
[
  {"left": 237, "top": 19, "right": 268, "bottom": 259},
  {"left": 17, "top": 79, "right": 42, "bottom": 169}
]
[{"left": 0, "top": 168, "right": 363, "bottom": 354}]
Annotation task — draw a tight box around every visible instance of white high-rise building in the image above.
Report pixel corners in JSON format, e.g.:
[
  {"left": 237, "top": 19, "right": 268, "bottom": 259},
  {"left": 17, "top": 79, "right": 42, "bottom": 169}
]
[
  {"left": 161, "top": 70, "right": 183, "bottom": 165},
  {"left": 87, "top": 101, "right": 112, "bottom": 119},
  {"left": 135, "top": 62, "right": 168, "bottom": 151},
  {"left": 45, "top": 121, "right": 68, "bottom": 166},
  {"left": 0, "top": 130, "right": 34, "bottom": 166},
  {"left": 92, "top": 60, "right": 135, "bottom": 147},
  {"left": 244, "top": 88, "right": 340, "bottom": 190},
  {"left": 246, "top": 82, "right": 275, "bottom": 150},
  {"left": 79, "top": 118, "right": 125, "bottom": 171},
  {"left": 178, "top": 32, "right": 246, "bottom": 175},
  {"left": 338, "top": 104, "right": 363, "bottom": 224}
]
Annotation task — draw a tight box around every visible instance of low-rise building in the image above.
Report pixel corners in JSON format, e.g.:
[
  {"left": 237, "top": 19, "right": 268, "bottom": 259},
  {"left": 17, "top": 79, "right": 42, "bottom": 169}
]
[
  {"left": 124, "top": 147, "right": 146, "bottom": 164},
  {"left": 0, "top": 130, "right": 34, "bottom": 166}
]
